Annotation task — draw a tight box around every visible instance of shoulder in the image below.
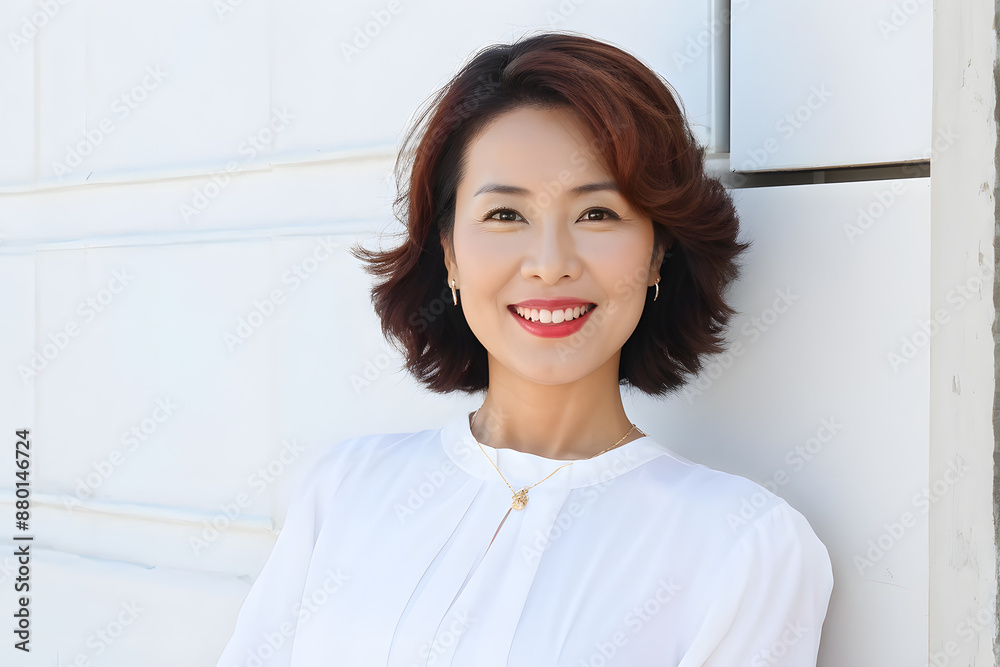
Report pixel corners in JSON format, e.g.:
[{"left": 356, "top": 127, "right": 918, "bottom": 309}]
[
  {"left": 640, "top": 445, "right": 784, "bottom": 523},
  {"left": 645, "top": 454, "right": 834, "bottom": 664},
  {"left": 638, "top": 443, "right": 831, "bottom": 569}
]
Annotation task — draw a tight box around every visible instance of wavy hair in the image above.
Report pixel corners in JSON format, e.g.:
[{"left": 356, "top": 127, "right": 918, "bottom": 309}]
[{"left": 350, "top": 32, "right": 749, "bottom": 395}]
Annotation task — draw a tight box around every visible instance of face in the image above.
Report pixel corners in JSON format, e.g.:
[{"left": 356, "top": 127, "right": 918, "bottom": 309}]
[{"left": 442, "top": 105, "right": 664, "bottom": 386}]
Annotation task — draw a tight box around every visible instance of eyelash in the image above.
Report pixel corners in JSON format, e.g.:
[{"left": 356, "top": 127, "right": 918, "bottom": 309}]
[{"left": 481, "top": 206, "right": 622, "bottom": 222}]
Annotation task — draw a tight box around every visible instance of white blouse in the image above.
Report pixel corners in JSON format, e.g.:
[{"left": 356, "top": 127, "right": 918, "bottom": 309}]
[{"left": 216, "top": 411, "right": 833, "bottom": 667}]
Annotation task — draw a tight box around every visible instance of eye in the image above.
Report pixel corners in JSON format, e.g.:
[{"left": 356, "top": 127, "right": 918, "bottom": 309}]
[
  {"left": 482, "top": 207, "right": 525, "bottom": 222},
  {"left": 580, "top": 207, "right": 621, "bottom": 222}
]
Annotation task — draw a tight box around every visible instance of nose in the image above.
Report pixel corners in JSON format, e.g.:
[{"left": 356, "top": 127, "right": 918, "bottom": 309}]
[{"left": 520, "top": 213, "right": 583, "bottom": 284}]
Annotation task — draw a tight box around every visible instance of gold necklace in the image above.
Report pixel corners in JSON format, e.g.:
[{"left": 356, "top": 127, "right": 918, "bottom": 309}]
[{"left": 471, "top": 407, "right": 645, "bottom": 510}]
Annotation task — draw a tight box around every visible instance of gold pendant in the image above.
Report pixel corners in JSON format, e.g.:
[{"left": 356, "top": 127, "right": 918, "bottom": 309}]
[{"left": 511, "top": 487, "right": 529, "bottom": 510}]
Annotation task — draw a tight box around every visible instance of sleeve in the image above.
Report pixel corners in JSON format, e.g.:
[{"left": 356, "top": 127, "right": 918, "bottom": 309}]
[
  {"left": 678, "top": 502, "right": 834, "bottom": 667},
  {"left": 213, "top": 447, "right": 338, "bottom": 667}
]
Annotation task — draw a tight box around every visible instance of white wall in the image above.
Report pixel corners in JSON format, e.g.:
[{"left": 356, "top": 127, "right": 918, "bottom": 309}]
[
  {"left": 927, "top": 1, "right": 997, "bottom": 664},
  {"left": 730, "top": 0, "right": 932, "bottom": 171},
  {"left": 0, "top": 1, "right": 992, "bottom": 666}
]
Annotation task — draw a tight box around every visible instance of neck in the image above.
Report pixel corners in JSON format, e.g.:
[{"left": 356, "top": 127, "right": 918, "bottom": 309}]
[{"left": 469, "top": 352, "right": 642, "bottom": 460}]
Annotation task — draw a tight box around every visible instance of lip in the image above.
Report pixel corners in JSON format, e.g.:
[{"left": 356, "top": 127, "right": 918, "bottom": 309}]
[
  {"left": 511, "top": 298, "right": 596, "bottom": 309},
  {"left": 508, "top": 303, "right": 596, "bottom": 339}
]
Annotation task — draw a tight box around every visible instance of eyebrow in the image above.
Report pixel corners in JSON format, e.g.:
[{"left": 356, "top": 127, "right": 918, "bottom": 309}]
[{"left": 473, "top": 181, "right": 620, "bottom": 197}]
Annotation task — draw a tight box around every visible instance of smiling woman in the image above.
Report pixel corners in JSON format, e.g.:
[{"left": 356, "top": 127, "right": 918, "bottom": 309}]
[
  {"left": 443, "top": 105, "right": 665, "bottom": 440},
  {"left": 215, "top": 31, "right": 833, "bottom": 667}
]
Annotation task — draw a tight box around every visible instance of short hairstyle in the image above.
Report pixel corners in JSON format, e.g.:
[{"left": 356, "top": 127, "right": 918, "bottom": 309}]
[{"left": 350, "top": 31, "right": 749, "bottom": 396}]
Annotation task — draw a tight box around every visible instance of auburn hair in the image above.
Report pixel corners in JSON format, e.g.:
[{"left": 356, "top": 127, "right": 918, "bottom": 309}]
[{"left": 349, "top": 31, "right": 749, "bottom": 395}]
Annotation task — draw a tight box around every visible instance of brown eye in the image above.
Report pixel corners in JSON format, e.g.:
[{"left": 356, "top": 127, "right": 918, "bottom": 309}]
[
  {"left": 582, "top": 208, "right": 620, "bottom": 221},
  {"left": 485, "top": 208, "right": 524, "bottom": 222}
]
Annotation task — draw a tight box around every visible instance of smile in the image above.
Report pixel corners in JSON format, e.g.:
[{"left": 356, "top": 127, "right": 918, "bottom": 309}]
[
  {"left": 513, "top": 304, "right": 595, "bottom": 323},
  {"left": 508, "top": 303, "right": 597, "bottom": 339}
]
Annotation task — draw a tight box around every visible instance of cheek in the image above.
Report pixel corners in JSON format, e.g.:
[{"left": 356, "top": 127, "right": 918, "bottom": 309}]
[
  {"left": 453, "top": 239, "right": 508, "bottom": 323},
  {"left": 455, "top": 232, "right": 519, "bottom": 282},
  {"left": 582, "top": 241, "right": 653, "bottom": 292}
]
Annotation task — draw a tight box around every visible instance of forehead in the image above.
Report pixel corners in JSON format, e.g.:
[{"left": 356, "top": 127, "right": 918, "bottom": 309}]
[{"left": 460, "top": 106, "right": 611, "bottom": 188}]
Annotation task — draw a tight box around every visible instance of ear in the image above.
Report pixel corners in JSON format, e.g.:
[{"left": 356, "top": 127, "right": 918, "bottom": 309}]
[
  {"left": 650, "top": 239, "right": 669, "bottom": 284},
  {"left": 440, "top": 233, "right": 458, "bottom": 285}
]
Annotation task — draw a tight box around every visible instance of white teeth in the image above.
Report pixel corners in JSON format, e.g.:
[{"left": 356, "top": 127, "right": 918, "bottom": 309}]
[{"left": 515, "top": 304, "right": 593, "bottom": 323}]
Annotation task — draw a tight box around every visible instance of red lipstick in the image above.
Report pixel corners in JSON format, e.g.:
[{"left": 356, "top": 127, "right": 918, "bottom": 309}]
[{"left": 508, "top": 299, "right": 597, "bottom": 339}]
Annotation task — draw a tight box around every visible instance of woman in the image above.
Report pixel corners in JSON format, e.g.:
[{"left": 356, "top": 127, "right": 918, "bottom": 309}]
[{"left": 216, "top": 31, "right": 833, "bottom": 666}]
